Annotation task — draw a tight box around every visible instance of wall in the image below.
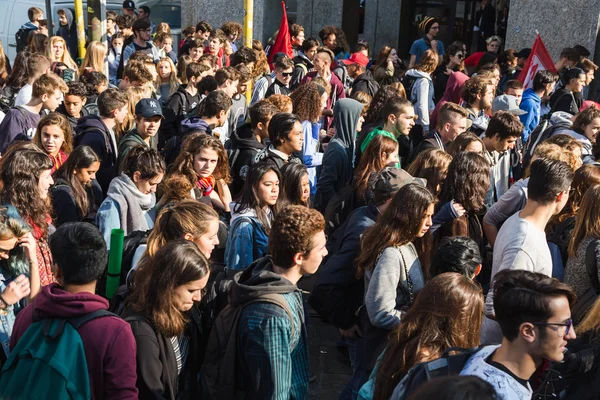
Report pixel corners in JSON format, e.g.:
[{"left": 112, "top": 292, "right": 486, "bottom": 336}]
[{"left": 362, "top": 0, "right": 402, "bottom": 54}]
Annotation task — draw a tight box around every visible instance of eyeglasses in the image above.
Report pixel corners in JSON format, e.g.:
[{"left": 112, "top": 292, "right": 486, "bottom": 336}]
[
  {"left": 281, "top": 72, "right": 293, "bottom": 77},
  {"left": 531, "top": 319, "right": 573, "bottom": 337}
]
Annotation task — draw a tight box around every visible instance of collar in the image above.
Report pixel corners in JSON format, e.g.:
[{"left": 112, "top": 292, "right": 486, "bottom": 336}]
[{"left": 269, "top": 145, "right": 289, "bottom": 161}]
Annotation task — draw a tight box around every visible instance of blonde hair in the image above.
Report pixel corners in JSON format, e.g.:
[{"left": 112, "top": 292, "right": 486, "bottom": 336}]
[
  {"left": 156, "top": 57, "right": 180, "bottom": 97},
  {"left": 79, "top": 41, "right": 107, "bottom": 76},
  {"left": 46, "top": 36, "right": 77, "bottom": 70},
  {"left": 117, "top": 86, "right": 148, "bottom": 136}
]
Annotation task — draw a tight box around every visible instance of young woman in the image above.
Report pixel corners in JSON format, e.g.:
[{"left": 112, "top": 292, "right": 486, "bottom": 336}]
[
  {"left": 0, "top": 39, "right": 11, "bottom": 87},
  {"left": 371, "top": 272, "right": 483, "bottom": 400},
  {"left": 561, "top": 107, "right": 600, "bottom": 163},
  {"left": 3, "top": 50, "right": 30, "bottom": 97},
  {"left": 433, "top": 42, "right": 466, "bottom": 103},
  {"left": 46, "top": 36, "right": 77, "bottom": 72},
  {"left": 434, "top": 152, "right": 490, "bottom": 253},
  {"left": 225, "top": 163, "right": 280, "bottom": 271},
  {"left": 550, "top": 67, "right": 586, "bottom": 115},
  {"left": 27, "top": 33, "right": 48, "bottom": 54},
  {"left": 447, "top": 132, "right": 485, "bottom": 156},
  {"left": 97, "top": 147, "right": 165, "bottom": 246},
  {"left": 0, "top": 145, "right": 54, "bottom": 286},
  {"left": 497, "top": 49, "right": 518, "bottom": 94},
  {"left": 50, "top": 146, "right": 102, "bottom": 227},
  {"left": 79, "top": 41, "right": 107, "bottom": 77},
  {"left": 0, "top": 205, "right": 40, "bottom": 363},
  {"left": 407, "top": 148, "right": 452, "bottom": 197},
  {"left": 356, "top": 183, "right": 435, "bottom": 371},
  {"left": 168, "top": 133, "right": 232, "bottom": 212},
  {"left": 123, "top": 240, "right": 210, "bottom": 400},
  {"left": 279, "top": 163, "right": 310, "bottom": 208},
  {"left": 118, "top": 86, "right": 152, "bottom": 136},
  {"left": 157, "top": 57, "right": 181, "bottom": 107},
  {"left": 403, "top": 49, "right": 438, "bottom": 135},
  {"left": 355, "top": 134, "right": 399, "bottom": 205},
  {"left": 108, "top": 33, "right": 124, "bottom": 86},
  {"left": 33, "top": 113, "right": 73, "bottom": 173},
  {"left": 372, "top": 46, "right": 404, "bottom": 86}
]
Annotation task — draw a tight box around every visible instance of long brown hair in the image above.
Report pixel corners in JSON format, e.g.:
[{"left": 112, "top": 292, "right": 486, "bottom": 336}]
[
  {"left": 373, "top": 272, "right": 483, "bottom": 400},
  {"left": 554, "top": 164, "right": 600, "bottom": 226},
  {"left": 290, "top": 82, "right": 323, "bottom": 123},
  {"left": 354, "top": 135, "right": 399, "bottom": 202},
  {"left": 170, "top": 133, "right": 232, "bottom": 185},
  {"left": 127, "top": 240, "right": 210, "bottom": 337},
  {"left": 34, "top": 112, "right": 74, "bottom": 155},
  {"left": 437, "top": 152, "right": 490, "bottom": 213},
  {"left": 356, "top": 184, "right": 435, "bottom": 278},
  {"left": 569, "top": 185, "right": 600, "bottom": 257},
  {"left": 407, "top": 149, "right": 452, "bottom": 197}
]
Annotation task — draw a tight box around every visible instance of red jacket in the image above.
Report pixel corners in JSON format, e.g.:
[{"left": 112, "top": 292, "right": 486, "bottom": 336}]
[{"left": 11, "top": 284, "right": 138, "bottom": 400}]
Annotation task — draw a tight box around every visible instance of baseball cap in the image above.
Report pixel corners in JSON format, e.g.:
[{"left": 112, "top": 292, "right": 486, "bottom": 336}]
[
  {"left": 342, "top": 52, "right": 369, "bottom": 68},
  {"left": 123, "top": 0, "right": 135, "bottom": 9},
  {"left": 135, "top": 98, "right": 163, "bottom": 118},
  {"left": 492, "top": 95, "right": 526, "bottom": 116},
  {"left": 371, "top": 167, "right": 426, "bottom": 204},
  {"left": 515, "top": 48, "right": 531, "bottom": 59}
]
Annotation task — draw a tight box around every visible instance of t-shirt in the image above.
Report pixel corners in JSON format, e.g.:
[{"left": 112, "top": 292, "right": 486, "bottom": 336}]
[
  {"left": 0, "top": 106, "right": 41, "bottom": 153},
  {"left": 228, "top": 94, "right": 248, "bottom": 135},
  {"left": 14, "top": 84, "right": 32, "bottom": 107},
  {"left": 409, "top": 38, "right": 445, "bottom": 63}
]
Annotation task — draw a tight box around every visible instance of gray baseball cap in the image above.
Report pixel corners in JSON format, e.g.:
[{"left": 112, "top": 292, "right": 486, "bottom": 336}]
[{"left": 492, "top": 95, "right": 526, "bottom": 116}]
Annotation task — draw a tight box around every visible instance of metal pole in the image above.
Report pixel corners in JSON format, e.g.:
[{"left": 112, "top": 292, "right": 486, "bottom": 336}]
[
  {"left": 74, "top": 0, "right": 87, "bottom": 64},
  {"left": 45, "top": 0, "right": 54, "bottom": 37}
]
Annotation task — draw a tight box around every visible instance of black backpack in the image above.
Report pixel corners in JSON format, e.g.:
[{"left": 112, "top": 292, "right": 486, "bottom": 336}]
[
  {"left": 522, "top": 117, "right": 565, "bottom": 168},
  {"left": 323, "top": 181, "right": 356, "bottom": 236},
  {"left": 15, "top": 27, "right": 37, "bottom": 53},
  {"left": 0, "top": 86, "right": 19, "bottom": 113},
  {"left": 571, "top": 239, "right": 600, "bottom": 323},
  {"left": 401, "top": 74, "right": 420, "bottom": 103}
]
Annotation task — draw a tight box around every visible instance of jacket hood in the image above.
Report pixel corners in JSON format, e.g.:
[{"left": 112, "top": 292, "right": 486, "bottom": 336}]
[
  {"left": 20, "top": 22, "right": 39, "bottom": 31},
  {"left": 180, "top": 117, "right": 210, "bottom": 135},
  {"left": 521, "top": 88, "right": 541, "bottom": 104},
  {"left": 32, "top": 283, "right": 109, "bottom": 319},
  {"left": 442, "top": 71, "right": 469, "bottom": 104},
  {"left": 58, "top": 8, "right": 74, "bottom": 28},
  {"left": 551, "top": 111, "right": 574, "bottom": 126},
  {"left": 75, "top": 115, "right": 109, "bottom": 134},
  {"left": 230, "top": 123, "right": 264, "bottom": 150},
  {"left": 229, "top": 257, "right": 299, "bottom": 307},
  {"left": 406, "top": 69, "right": 432, "bottom": 80},
  {"left": 230, "top": 201, "right": 258, "bottom": 223},
  {"left": 295, "top": 52, "right": 313, "bottom": 67},
  {"left": 332, "top": 98, "right": 364, "bottom": 148}
]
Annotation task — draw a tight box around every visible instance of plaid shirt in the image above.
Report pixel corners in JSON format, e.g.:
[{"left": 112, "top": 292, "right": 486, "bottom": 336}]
[{"left": 237, "top": 291, "right": 310, "bottom": 399}]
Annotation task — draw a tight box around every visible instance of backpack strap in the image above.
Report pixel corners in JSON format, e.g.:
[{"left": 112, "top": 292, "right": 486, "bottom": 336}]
[
  {"left": 68, "top": 309, "right": 117, "bottom": 330},
  {"left": 585, "top": 239, "right": 600, "bottom": 294},
  {"left": 243, "top": 293, "right": 296, "bottom": 338},
  {"left": 39, "top": 309, "right": 116, "bottom": 340}
]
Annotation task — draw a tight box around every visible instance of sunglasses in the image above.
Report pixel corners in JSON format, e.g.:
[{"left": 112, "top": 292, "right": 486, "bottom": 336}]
[
  {"left": 281, "top": 72, "right": 293, "bottom": 77},
  {"left": 455, "top": 53, "right": 466, "bottom": 59}
]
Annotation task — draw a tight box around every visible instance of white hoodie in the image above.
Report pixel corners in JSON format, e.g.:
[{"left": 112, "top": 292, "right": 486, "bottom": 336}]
[{"left": 405, "top": 69, "right": 435, "bottom": 132}]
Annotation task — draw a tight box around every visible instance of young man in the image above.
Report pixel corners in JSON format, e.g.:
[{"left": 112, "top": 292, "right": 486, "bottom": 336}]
[
  {"left": 122, "top": 0, "right": 136, "bottom": 17},
  {"left": 227, "top": 64, "right": 251, "bottom": 134},
  {"left": 462, "top": 269, "right": 576, "bottom": 399},
  {"left": 137, "top": 6, "right": 156, "bottom": 34},
  {"left": 205, "top": 30, "right": 225, "bottom": 68},
  {"left": 481, "top": 111, "right": 523, "bottom": 208},
  {"left": 228, "top": 100, "right": 279, "bottom": 197},
  {"left": 265, "top": 56, "right": 295, "bottom": 98},
  {"left": 57, "top": 81, "right": 88, "bottom": 132},
  {"left": 291, "top": 37, "right": 319, "bottom": 90},
  {"left": 121, "top": 18, "right": 160, "bottom": 67},
  {"left": 16, "top": 7, "right": 42, "bottom": 51},
  {"left": 410, "top": 102, "right": 468, "bottom": 161},
  {"left": 106, "top": 11, "right": 118, "bottom": 42},
  {"left": 0, "top": 73, "right": 67, "bottom": 154},
  {"left": 550, "top": 67, "right": 586, "bottom": 116},
  {"left": 254, "top": 112, "right": 304, "bottom": 169},
  {"left": 180, "top": 90, "right": 232, "bottom": 139},
  {"left": 11, "top": 222, "right": 138, "bottom": 399},
  {"left": 188, "top": 38, "right": 205, "bottom": 63},
  {"left": 519, "top": 70, "right": 557, "bottom": 142},
  {"left": 461, "top": 76, "right": 495, "bottom": 135},
  {"left": 579, "top": 58, "right": 598, "bottom": 100},
  {"left": 555, "top": 47, "right": 581, "bottom": 76},
  {"left": 250, "top": 52, "right": 285, "bottom": 106},
  {"left": 180, "top": 21, "right": 212, "bottom": 56},
  {"left": 230, "top": 46, "right": 257, "bottom": 71},
  {"left": 56, "top": 9, "right": 78, "bottom": 59},
  {"left": 118, "top": 60, "right": 154, "bottom": 91},
  {"left": 290, "top": 23, "right": 305, "bottom": 57},
  {"left": 503, "top": 80, "right": 524, "bottom": 104},
  {"left": 231, "top": 205, "right": 327, "bottom": 399},
  {"left": 408, "top": 16, "right": 445, "bottom": 69},
  {"left": 15, "top": 54, "right": 51, "bottom": 107},
  {"left": 221, "top": 22, "right": 242, "bottom": 52},
  {"left": 215, "top": 66, "right": 241, "bottom": 99},
  {"left": 160, "top": 62, "right": 203, "bottom": 145},
  {"left": 76, "top": 88, "right": 128, "bottom": 195},
  {"left": 345, "top": 52, "right": 379, "bottom": 98},
  {"left": 481, "top": 158, "right": 574, "bottom": 345},
  {"left": 116, "top": 14, "right": 134, "bottom": 43},
  {"left": 118, "top": 98, "right": 161, "bottom": 169}
]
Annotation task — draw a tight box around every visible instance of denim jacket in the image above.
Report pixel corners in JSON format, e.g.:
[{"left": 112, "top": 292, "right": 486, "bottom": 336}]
[
  {"left": 0, "top": 269, "right": 25, "bottom": 358},
  {"left": 225, "top": 216, "right": 269, "bottom": 271}
]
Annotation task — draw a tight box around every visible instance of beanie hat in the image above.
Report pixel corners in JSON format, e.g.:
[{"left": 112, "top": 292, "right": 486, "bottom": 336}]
[{"left": 419, "top": 17, "right": 438, "bottom": 33}]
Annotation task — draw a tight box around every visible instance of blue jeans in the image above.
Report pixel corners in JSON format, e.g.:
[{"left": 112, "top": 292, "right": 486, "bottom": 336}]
[{"left": 340, "top": 336, "right": 363, "bottom": 400}]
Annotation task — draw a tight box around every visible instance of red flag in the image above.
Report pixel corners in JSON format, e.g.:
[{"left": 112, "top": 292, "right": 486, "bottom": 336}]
[
  {"left": 267, "top": 1, "right": 293, "bottom": 65},
  {"left": 518, "top": 34, "right": 557, "bottom": 90}
]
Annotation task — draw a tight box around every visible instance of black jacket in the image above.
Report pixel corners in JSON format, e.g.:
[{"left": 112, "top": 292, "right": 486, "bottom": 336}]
[
  {"left": 75, "top": 115, "right": 117, "bottom": 196},
  {"left": 50, "top": 177, "right": 103, "bottom": 227},
  {"left": 290, "top": 53, "right": 313, "bottom": 90},
  {"left": 253, "top": 145, "right": 302, "bottom": 171},
  {"left": 309, "top": 202, "right": 378, "bottom": 329},
  {"left": 227, "top": 123, "right": 265, "bottom": 198},
  {"left": 408, "top": 131, "right": 445, "bottom": 165},
  {"left": 351, "top": 71, "right": 379, "bottom": 98},
  {"left": 265, "top": 80, "right": 291, "bottom": 98},
  {"left": 160, "top": 86, "right": 201, "bottom": 146},
  {"left": 56, "top": 104, "right": 89, "bottom": 133},
  {"left": 550, "top": 88, "right": 581, "bottom": 115}
]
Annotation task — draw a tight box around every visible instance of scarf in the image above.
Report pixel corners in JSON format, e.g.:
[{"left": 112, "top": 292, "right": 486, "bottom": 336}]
[
  {"left": 197, "top": 175, "right": 216, "bottom": 196},
  {"left": 49, "top": 151, "right": 68, "bottom": 174},
  {"left": 107, "top": 174, "right": 155, "bottom": 236}
]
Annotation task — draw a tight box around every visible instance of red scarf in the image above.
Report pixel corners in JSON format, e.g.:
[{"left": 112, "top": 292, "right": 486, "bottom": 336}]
[
  {"left": 49, "top": 151, "right": 68, "bottom": 174},
  {"left": 197, "top": 175, "right": 216, "bottom": 196}
]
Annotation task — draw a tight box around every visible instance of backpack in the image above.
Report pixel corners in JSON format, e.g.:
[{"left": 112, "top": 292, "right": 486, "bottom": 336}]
[
  {"left": 401, "top": 74, "right": 420, "bottom": 104},
  {"left": 201, "top": 293, "right": 295, "bottom": 399},
  {"left": 323, "top": 181, "right": 356, "bottom": 236},
  {"left": 15, "top": 27, "right": 37, "bottom": 53},
  {"left": 0, "top": 309, "right": 115, "bottom": 399},
  {"left": 389, "top": 347, "right": 481, "bottom": 399},
  {"left": 571, "top": 239, "right": 600, "bottom": 323},
  {"left": 522, "top": 117, "right": 565, "bottom": 168},
  {"left": 0, "top": 86, "right": 19, "bottom": 113}
]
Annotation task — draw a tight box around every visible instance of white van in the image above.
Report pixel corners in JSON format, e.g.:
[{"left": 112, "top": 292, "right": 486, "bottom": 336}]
[{"left": 0, "top": 0, "right": 181, "bottom": 63}]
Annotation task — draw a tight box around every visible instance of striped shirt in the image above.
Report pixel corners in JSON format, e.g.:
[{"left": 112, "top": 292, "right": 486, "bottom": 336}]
[
  {"left": 169, "top": 335, "right": 189, "bottom": 375},
  {"left": 251, "top": 72, "right": 276, "bottom": 106}
]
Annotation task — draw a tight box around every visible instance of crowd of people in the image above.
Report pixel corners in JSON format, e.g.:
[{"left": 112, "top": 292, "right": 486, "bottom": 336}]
[{"left": 0, "top": 3, "right": 600, "bottom": 400}]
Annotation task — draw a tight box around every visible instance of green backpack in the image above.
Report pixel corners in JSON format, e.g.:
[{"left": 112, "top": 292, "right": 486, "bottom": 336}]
[{"left": 0, "top": 309, "right": 115, "bottom": 400}]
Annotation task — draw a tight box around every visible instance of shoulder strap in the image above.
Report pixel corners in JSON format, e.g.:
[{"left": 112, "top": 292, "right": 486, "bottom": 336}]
[
  {"left": 68, "top": 309, "right": 117, "bottom": 330},
  {"left": 13, "top": 106, "right": 27, "bottom": 120},
  {"left": 585, "top": 239, "right": 600, "bottom": 294},
  {"left": 243, "top": 293, "right": 295, "bottom": 338}
]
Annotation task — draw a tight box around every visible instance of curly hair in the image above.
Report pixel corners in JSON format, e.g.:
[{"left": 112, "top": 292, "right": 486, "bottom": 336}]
[
  {"left": 364, "top": 86, "right": 405, "bottom": 124},
  {"left": 460, "top": 76, "right": 491, "bottom": 105},
  {"left": 170, "top": 133, "right": 232, "bottom": 185},
  {"left": 0, "top": 145, "right": 54, "bottom": 235},
  {"left": 291, "top": 82, "right": 323, "bottom": 123},
  {"left": 437, "top": 152, "right": 490, "bottom": 213},
  {"left": 354, "top": 135, "right": 399, "bottom": 202},
  {"left": 34, "top": 112, "right": 74, "bottom": 155},
  {"left": 356, "top": 184, "right": 435, "bottom": 278},
  {"left": 572, "top": 107, "right": 600, "bottom": 135},
  {"left": 265, "top": 94, "right": 293, "bottom": 113},
  {"left": 251, "top": 39, "right": 270, "bottom": 79},
  {"left": 407, "top": 148, "right": 453, "bottom": 197}
]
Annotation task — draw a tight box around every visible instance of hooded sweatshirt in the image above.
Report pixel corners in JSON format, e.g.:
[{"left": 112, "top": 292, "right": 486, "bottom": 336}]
[
  {"left": 301, "top": 120, "right": 324, "bottom": 196},
  {"left": 56, "top": 9, "right": 78, "bottom": 59},
  {"left": 519, "top": 88, "right": 541, "bottom": 142},
  {"left": 76, "top": 115, "right": 118, "bottom": 196},
  {"left": 316, "top": 98, "right": 364, "bottom": 213},
  {"left": 405, "top": 69, "right": 435, "bottom": 132},
  {"left": 430, "top": 71, "right": 469, "bottom": 129},
  {"left": 227, "top": 123, "right": 265, "bottom": 198},
  {"left": 290, "top": 52, "right": 314, "bottom": 90},
  {"left": 117, "top": 128, "right": 157, "bottom": 172},
  {"left": 161, "top": 85, "right": 201, "bottom": 142},
  {"left": 350, "top": 71, "right": 380, "bottom": 98},
  {"left": 10, "top": 284, "right": 138, "bottom": 400},
  {"left": 229, "top": 257, "right": 309, "bottom": 399},
  {"left": 224, "top": 202, "right": 271, "bottom": 271}
]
